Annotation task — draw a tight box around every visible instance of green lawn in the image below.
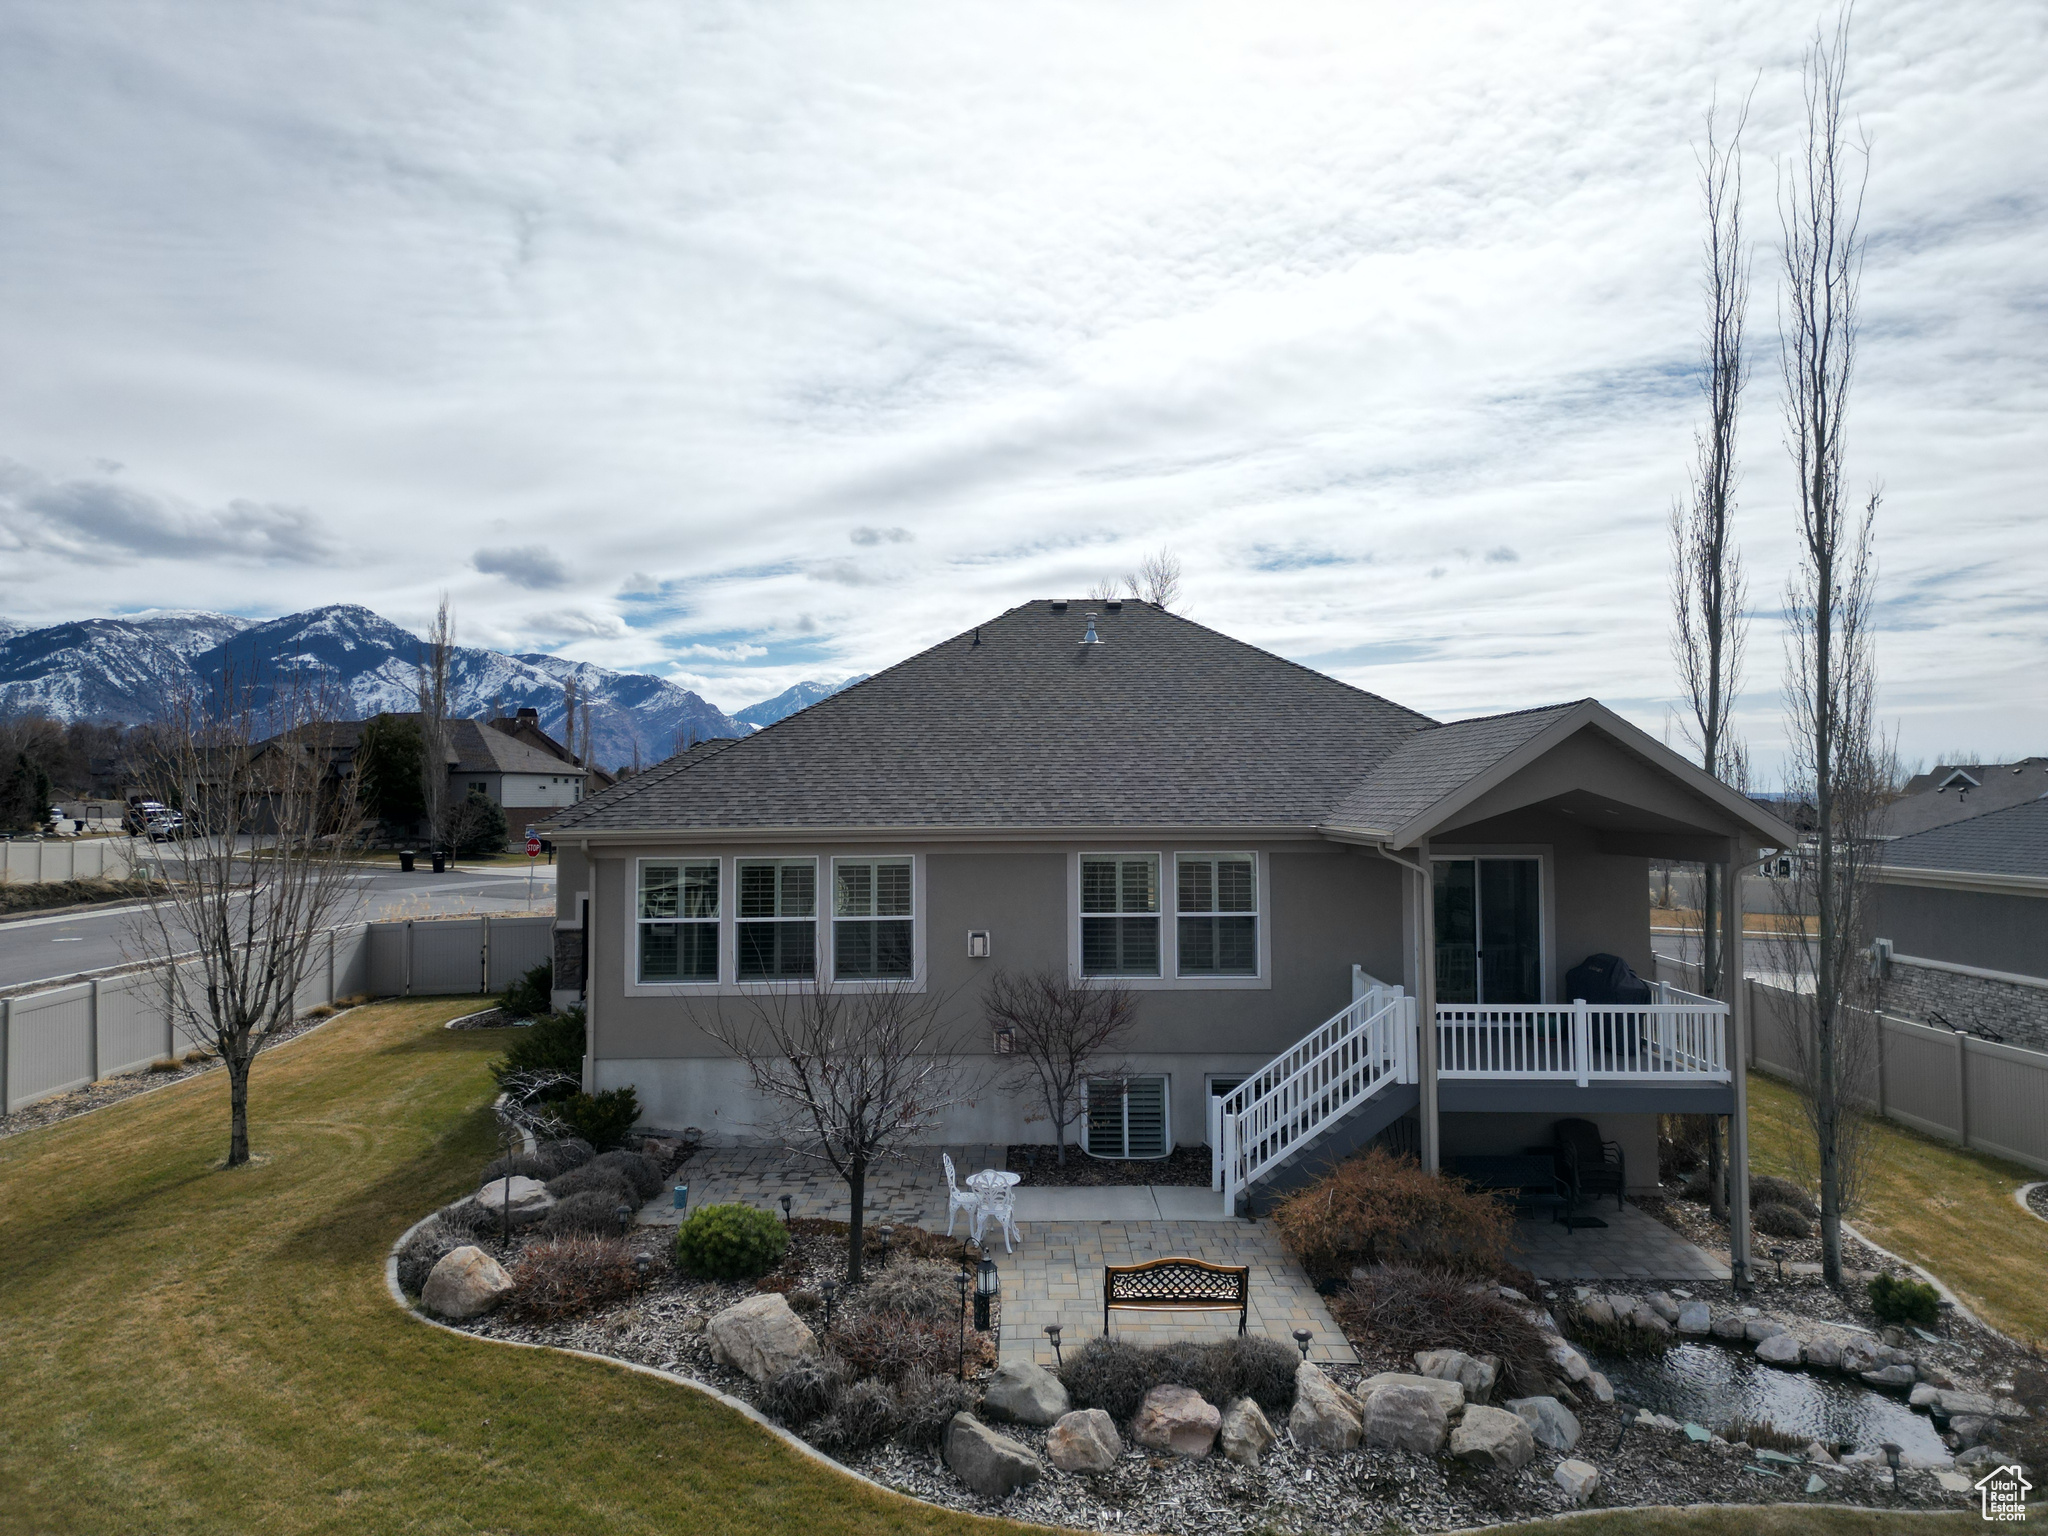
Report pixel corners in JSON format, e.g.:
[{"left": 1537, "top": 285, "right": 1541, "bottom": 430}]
[
  {"left": 0, "top": 1004, "right": 1980, "bottom": 1535},
  {"left": 1747, "top": 1069, "right": 2048, "bottom": 1344}
]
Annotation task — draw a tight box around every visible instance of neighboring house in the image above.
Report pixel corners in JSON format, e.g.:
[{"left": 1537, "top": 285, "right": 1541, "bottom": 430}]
[
  {"left": 540, "top": 599, "right": 1793, "bottom": 1266},
  {"left": 1879, "top": 758, "right": 2048, "bottom": 840},
  {"left": 488, "top": 706, "right": 618, "bottom": 796},
  {"left": 1871, "top": 797, "right": 2048, "bottom": 1052}
]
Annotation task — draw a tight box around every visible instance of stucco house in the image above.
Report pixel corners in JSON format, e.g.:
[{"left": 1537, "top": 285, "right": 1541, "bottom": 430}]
[{"left": 540, "top": 599, "right": 1791, "bottom": 1268}]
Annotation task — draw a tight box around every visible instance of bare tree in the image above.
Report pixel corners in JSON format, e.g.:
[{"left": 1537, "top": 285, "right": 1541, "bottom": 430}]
[
  {"left": 1086, "top": 576, "right": 1123, "bottom": 603},
  {"left": 1774, "top": 6, "right": 1887, "bottom": 1285},
  {"left": 708, "top": 979, "right": 985, "bottom": 1282},
  {"left": 1124, "top": 547, "right": 1184, "bottom": 611},
  {"left": 415, "top": 596, "right": 455, "bottom": 852},
  {"left": 983, "top": 966, "right": 1137, "bottom": 1166},
  {"left": 131, "top": 671, "right": 365, "bottom": 1167}
]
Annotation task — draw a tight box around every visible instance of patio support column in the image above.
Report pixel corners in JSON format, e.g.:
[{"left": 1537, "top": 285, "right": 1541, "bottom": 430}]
[
  {"left": 1722, "top": 850, "right": 1750, "bottom": 1278},
  {"left": 1416, "top": 847, "right": 1439, "bottom": 1172}
]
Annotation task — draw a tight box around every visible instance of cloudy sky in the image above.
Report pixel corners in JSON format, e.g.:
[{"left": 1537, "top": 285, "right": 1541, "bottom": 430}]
[{"left": 0, "top": 1, "right": 2041, "bottom": 769}]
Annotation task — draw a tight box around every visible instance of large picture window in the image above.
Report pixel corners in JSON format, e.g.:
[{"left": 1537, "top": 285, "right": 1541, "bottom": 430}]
[
  {"left": 638, "top": 861, "right": 719, "bottom": 983},
  {"left": 737, "top": 858, "right": 817, "bottom": 980},
  {"left": 1086, "top": 1075, "right": 1169, "bottom": 1159},
  {"left": 834, "top": 857, "right": 914, "bottom": 979},
  {"left": 1080, "top": 854, "right": 1159, "bottom": 977},
  {"left": 1176, "top": 853, "right": 1258, "bottom": 976}
]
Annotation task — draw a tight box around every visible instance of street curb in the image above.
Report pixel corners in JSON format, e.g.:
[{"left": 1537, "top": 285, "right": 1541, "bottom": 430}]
[{"left": 0, "top": 894, "right": 162, "bottom": 926}]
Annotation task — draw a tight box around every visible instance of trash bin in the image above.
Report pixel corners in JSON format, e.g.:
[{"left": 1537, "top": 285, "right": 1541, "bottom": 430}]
[
  {"left": 399, "top": 850, "right": 416, "bottom": 872},
  {"left": 431, "top": 851, "right": 447, "bottom": 874}
]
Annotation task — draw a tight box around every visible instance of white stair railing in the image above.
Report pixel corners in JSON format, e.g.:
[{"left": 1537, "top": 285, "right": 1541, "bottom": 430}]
[{"left": 1214, "top": 972, "right": 1418, "bottom": 1210}]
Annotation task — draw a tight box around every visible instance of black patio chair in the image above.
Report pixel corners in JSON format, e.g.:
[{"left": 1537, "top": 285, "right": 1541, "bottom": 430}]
[{"left": 1553, "top": 1118, "right": 1627, "bottom": 1212}]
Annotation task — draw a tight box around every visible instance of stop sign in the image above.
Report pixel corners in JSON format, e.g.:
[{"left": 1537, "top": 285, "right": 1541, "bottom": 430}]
[{"left": 526, "top": 835, "right": 541, "bottom": 857}]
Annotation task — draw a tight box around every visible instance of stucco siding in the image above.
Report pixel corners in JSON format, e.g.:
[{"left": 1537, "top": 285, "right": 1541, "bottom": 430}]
[{"left": 1869, "top": 883, "right": 2046, "bottom": 981}]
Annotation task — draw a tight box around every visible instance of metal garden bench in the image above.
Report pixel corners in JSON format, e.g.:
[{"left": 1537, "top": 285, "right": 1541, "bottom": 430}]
[{"left": 1103, "top": 1256, "right": 1250, "bottom": 1336}]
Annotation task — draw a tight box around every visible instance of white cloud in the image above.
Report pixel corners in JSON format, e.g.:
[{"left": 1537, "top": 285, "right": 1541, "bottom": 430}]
[{"left": 0, "top": 1, "right": 2040, "bottom": 768}]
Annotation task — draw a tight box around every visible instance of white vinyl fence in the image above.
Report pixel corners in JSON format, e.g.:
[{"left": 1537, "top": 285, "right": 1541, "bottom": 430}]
[
  {"left": 0, "top": 837, "right": 142, "bottom": 885},
  {"left": 1654, "top": 951, "right": 2048, "bottom": 1176},
  {"left": 0, "top": 914, "right": 553, "bottom": 1115}
]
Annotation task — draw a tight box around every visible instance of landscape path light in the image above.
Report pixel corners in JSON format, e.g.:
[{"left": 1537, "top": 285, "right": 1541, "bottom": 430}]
[
  {"left": 955, "top": 1268, "right": 972, "bottom": 1380},
  {"left": 1293, "top": 1329, "right": 1312, "bottom": 1363},
  {"left": 1882, "top": 1441, "right": 1903, "bottom": 1495},
  {"left": 1771, "top": 1246, "right": 1787, "bottom": 1282},
  {"left": 615, "top": 1201, "right": 633, "bottom": 1236},
  {"left": 1044, "top": 1323, "right": 1063, "bottom": 1369},
  {"left": 876, "top": 1225, "right": 893, "bottom": 1269},
  {"left": 974, "top": 1257, "right": 999, "bottom": 1332},
  {"left": 779, "top": 1193, "right": 793, "bottom": 1224},
  {"left": 821, "top": 1278, "right": 839, "bottom": 1334}
]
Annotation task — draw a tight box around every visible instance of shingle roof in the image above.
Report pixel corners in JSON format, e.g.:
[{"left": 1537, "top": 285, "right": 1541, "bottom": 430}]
[
  {"left": 1881, "top": 795, "right": 2048, "bottom": 880},
  {"left": 548, "top": 600, "right": 1438, "bottom": 832},
  {"left": 1879, "top": 759, "right": 2048, "bottom": 839},
  {"left": 447, "top": 718, "right": 586, "bottom": 778},
  {"left": 1323, "top": 702, "right": 1587, "bottom": 835}
]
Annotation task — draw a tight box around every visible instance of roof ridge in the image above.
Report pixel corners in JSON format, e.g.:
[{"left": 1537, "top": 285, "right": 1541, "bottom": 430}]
[{"left": 1139, "top": 604, "right": 1439, "bottom": 727}]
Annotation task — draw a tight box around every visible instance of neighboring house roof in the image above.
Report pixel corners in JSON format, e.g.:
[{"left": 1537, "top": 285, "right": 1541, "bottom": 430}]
[
  {"left": 545, "top": 600, "right": 1794, "bottom": 849},
  {"left": 488, "top": 712, "right": 617, "bottom": 790},
  {"left": 444, "top": 717, "right": 587, "bottom": 779},
  {"left": 1879, "top": 796, "right": 2048, "bottom": 884},
  {"left": 1880, "top": 758, "right": 2048, "bottom": 838}
]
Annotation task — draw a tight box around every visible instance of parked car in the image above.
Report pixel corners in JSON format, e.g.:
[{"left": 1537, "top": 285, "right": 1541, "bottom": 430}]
[{"left": 124, "top": 800, "right": 184, "bottom": 840}]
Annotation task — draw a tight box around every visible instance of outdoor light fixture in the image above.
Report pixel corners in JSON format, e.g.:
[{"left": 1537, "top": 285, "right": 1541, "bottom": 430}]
[
  {"left": 1044, "top": 1323, "right": 1063, "bottom": 1369},
  {"left": 634, "top": 1252, "right": 652, "bottom": 1290},
  {"left": 821, "top": 1279, "right": 839, "bottom": 1334},
  {"left": 1730, "top": 1256, "right": 1749, "bottom": 1296},
  {"left": 779, "top": 1193, "right": 793, "bottom": 1223},
  {"left": 974, "top": 1257, "right": 999, "bottom": 1332},
  {"left": 1771, "top": 1245, "right": 1787, "bottom": 1282},
  {"left": 1293, "top": 1329, "right": 1312, "bottom": 1362},
  {"left": 1938, "top": 1300, "right": 1955, "bottom": 1338},
  {"left": 955, "top": 1268, "right": 973, "bottom": 1379},
  {"left": 877, "top": 1226, "right": 893, "bottom": 1269},
  {"left": 1882, "top": 1441, "right": 1903, "bottom": 1494},
  {"left": 615, "top": 1201, "right": 633, "bottom": 1235}
]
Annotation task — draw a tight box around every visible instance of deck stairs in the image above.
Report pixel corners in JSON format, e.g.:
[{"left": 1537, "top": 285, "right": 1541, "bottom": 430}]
[{"left": 1211, "top": 968, "right": 1419, "bottom": 1215}]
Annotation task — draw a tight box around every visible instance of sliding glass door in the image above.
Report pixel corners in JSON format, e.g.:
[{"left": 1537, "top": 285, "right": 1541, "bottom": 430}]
[{"left": 1433, "top": 857, "right": 1542, "bottom": 1005}]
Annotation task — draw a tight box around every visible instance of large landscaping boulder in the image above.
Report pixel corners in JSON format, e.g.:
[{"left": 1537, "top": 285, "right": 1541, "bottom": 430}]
[
  {"left": 1710, "top": 1313, "right": 1747, "bottom": 1341},
  {"left": 1547, "top": 1340, "right": 1592, "bottom": 1383},
  {"left": 1362, "top": 1384, "right": 1450, "bottom": 1455},
  {"left": 706, "top": 1293, "right": 815, "bottom": 1383},
  {"left": 1045, "top": 1408, "right": 1121, "bottom": 1474},
  {"left": 1415, "top": 1348, "right": 1497, "bottom": 1405},
  {"left": 945, "top": 1413, "right": 1043, "bottom": 1498},
  {"left": 1132, "top": 1384, "right": 1221, "bottom": 1458},
  {"left": 1645, "top": 1292, "right": 1680, "bottom": 1323},
  {"left": 1801, "top": 1336, "right": 1844, "bottom": 1370},
  {"left": 1743, "top": 1318, "right": 1788, "bottom": 1343},
  {"left": 421, "top": 1245, "right": 514, "bottom": 1318},
  {"left": 1362, "top": 1372, "right": 1464, "bottom": 1416},
  {"left": 1555, "top": 1458, "right": 1601, "bottom": 1503},
  {"left": 1220, "top": 1397, "right": 1276, "bottom": 1469},
  {"left": 1449, "top": 1404, "right": 1535, "bottom": 1472},
  {"left": 1676, "top": 1300, "right": 1712, "bottom": 1335},
  {"left": 1756, "top": 1334, "right": 1804, "bottom": 1367},
  {"left": 982, "top": 1361, "right": 1070, "bottom": 1426},
  {"left": 473, "top": 1175, "right": 554, "bottom": 1230},
  {"left": 1288, "top": 1363, "right": 1362, "bottom": 1454},
  {"left": 1506, "top": 1395, "right": 1581, "bottom": 1452},
  {"left": 1861, "top": 1364, "right": 1917, "bottom": 1389}
]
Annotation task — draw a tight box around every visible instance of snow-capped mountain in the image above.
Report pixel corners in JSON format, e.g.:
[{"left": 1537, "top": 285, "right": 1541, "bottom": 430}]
[
  {"left": 733, "top": 675, "right": 870, "bottom": 730},
  {"left": 0, "top": 604, "right": 825, "bottom": 770}
]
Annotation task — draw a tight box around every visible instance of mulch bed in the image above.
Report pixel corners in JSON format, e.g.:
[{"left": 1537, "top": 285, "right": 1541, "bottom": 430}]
[
  {"left": 1004, "top": 1143, "right": 1214, "bottom": 1186},
  {"left": 2024, "top": 1182, "right": 2048, "bottom": 1224},
  {"left": 0, "top": 1005, "right": 358, "bottom": 1141}
]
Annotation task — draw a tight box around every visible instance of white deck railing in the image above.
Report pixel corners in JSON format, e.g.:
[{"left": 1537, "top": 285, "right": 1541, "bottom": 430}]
[
  {"left": 1213, "top": 971, "right": 1417, "bottom": 1209},
  {"left": 1436, "top": 982, "right": 1729, "bottom": 1086}
]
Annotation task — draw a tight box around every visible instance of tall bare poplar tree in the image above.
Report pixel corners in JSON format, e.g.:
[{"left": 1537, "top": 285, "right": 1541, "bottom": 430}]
[
  {"left": 1670, "top": 92, "right": 1753, "bottom": 1217},
  {"left": 415, "top": 596, "right": 455, "bottom": 851},
  {"left": 134, "top": 673, "right": 365, "bottom": 1167},
  {"left": 1776, "top": 7, "right": 1887, "bottom": 1285}
]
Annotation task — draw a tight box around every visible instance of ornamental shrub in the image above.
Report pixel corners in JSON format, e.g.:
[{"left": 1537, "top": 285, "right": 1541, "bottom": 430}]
[
  {"left": 501, "top": 960, "right": 554, "bottom": 1019},
  {"left": 811, "top": 1379, "right": 902, "bottom": 1454},
  {"left": 489, "top": 1007, "right": 585, "bottom": 1087},
  {"left": 395, "top": 1218, "right": 468, "bottom": 1295},
  {"left": 1867, "top": 1272, "right": 1940, "bottom": 1329},
  {"left": 829, "top": 1311, "right": 968, "bottom": 1385},
  {"left": 501, "top": 1234, "right": 640, "bottom": 1323},
  {"left": 1751, "top": 1174, "right": 1819, "bottom": 1219},
  {"left": 1270, "top": 1145, "right": 1510, "bottom": 1276},
  {"left": 673, "top": 1203, "right": 790, "bottom": 1281},
  {"left": 557, "top": 1086, "right": 640, "bottom": 1151},
  {"left": 539, "top": 1188, "right": 639, "bottom": 1237},
  {"left": 1753, "top": 1201, "right": 1814, "bottom": 1239},
  {"left": 895, "top": 1367, "right": 976, "bottom": 1450},
  {"left": 586, "top": 1148, "right": 663, "bottom": 1200},
  {"left": 544, "top": 1162, "right": 638, "bottom": 1207},
  {"left": 1052, "top": 1334, "right": 1300, "bottom": 1421},
  {"left": 859, "top": 1260, "right": 961, "bottom": 1323},
  {"left": 760, "top": 1357, "right": 849, "bottom": 1429}
]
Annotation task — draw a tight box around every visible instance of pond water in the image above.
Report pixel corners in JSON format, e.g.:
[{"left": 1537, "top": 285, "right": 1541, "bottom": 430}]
[{"left": 1594, "top": 1342, "right": 1949, "bottom": 1460}]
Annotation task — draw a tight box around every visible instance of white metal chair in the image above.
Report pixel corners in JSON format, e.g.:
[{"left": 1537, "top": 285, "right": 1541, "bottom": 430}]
[
  {"left": 975, "top": 1183, "right": 1021, "bottom": 1253},
  {"left": 942, "top": 1153, "right": 984, "bottom": 1238}
]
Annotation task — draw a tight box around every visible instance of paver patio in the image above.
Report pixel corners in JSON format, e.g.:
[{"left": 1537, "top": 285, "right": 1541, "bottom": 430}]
[{"left": 1510, "top": 1201, "right": 1730, "bottom": 1282}]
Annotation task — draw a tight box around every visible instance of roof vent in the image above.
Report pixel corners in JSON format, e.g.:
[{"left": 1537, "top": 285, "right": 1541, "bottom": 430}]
[
  {"left": 1105, "top": 598, "right": 1122, "bottom": 611},
  {"left": 1081, "top": 613, "right": 1101, "bottom": 644},
  {"left": 1050, "top": 599, "right": 1067, "bottom": 613}
]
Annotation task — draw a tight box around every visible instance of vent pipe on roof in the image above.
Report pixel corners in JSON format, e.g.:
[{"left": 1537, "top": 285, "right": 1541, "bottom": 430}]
[{"left": 1081, "top": 613, "right": 1101, "bottom": 644}]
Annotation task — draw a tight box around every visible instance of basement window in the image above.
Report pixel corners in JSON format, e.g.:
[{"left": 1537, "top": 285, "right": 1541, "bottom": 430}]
[{"left": 1086, "top": 1075, "right": 1169, "bottom": 1159}]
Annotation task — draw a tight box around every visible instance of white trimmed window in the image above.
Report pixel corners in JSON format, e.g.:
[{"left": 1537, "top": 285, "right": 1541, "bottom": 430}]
[
  {"left": 1080, "top": 854, "right": 1160, "bottom": 978},
  {"left": 638, "top": 861, "right": 719, "bottom": 983},
  {"left": 833, "top": 857, "right": 914, "bottom": 980},
  {"left": 736, "top": 858, "right": 817, "bottom": 980},
  {"left": 1177, "top": 854, "right": 1258, "bottom": 977},
  {"left": 1086, "top": 1075, "right": 1169, "bottom": 1159}
]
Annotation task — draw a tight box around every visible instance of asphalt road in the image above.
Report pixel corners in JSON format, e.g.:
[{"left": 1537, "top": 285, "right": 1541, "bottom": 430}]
[{"left": 0, "top": 863, "right": 558, "bottom": 993}]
